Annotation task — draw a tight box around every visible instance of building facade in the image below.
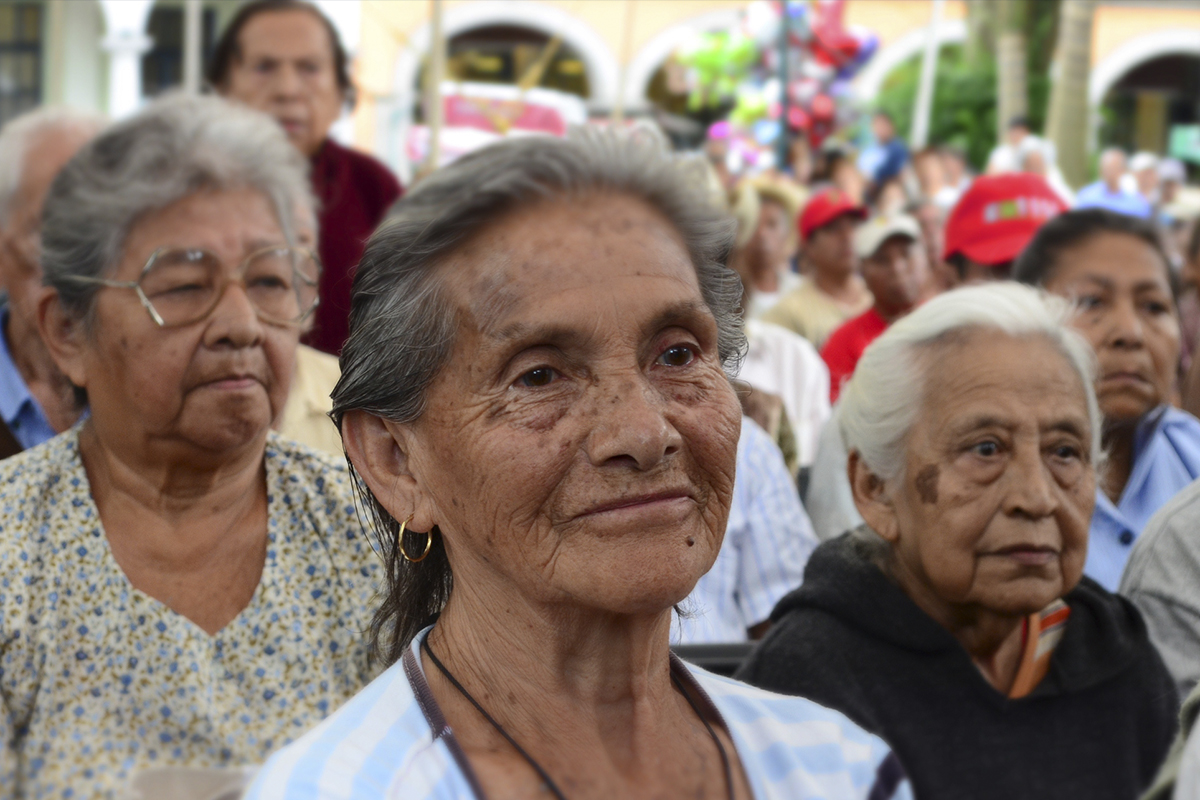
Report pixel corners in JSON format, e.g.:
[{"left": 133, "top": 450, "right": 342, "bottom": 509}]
[{"left": 6, "top": 0, "right": 1199, "bottom": 173}]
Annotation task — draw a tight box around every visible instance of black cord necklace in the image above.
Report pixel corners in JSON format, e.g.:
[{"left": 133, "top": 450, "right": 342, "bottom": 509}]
[{"left": 421, "top": 638, "right": 735, "bottom": 800}]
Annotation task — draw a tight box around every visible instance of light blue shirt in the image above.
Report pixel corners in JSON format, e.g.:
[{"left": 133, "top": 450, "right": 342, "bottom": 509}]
[
  {"left": 1087, "top": 406, "right": 1200, "bottom": 591},
  {"left": 244, "top": 627, "right": 914, "bottom": 800},
  {"left": 1075, "top": 181, "right": 1152, "bottom": 219},
  {"left": 0, "top": 305, "right": 57, "bottom": 451},
  {"left": 673, "top": 417, "right": 817, "bottom": 644}
]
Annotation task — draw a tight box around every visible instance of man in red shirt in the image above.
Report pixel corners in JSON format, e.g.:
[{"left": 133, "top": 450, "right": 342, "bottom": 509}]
[
  {"left": 821, "top": 214, "right": 927, "bottom": 402},
  {"left": 210, "top": 0, "right": 403, "bottom": 356}
]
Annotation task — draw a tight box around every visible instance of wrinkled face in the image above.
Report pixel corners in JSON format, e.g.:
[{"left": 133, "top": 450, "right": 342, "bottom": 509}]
[
  {"left": 73, "top": 188, "right": 299, "bottom": 455},
  {"left": 222, "top": 9, "right": 343, "bottom": 157},
  {"left": 806, "top": 214, "right": 858, "bottom": 279},
  {"left": 862, "top": 235, "right": 926, "bottom": 317},
  {"left": 880, "top": 332, "right": 1095, "bottom": 616},
  {"left": 0, "top": 127, "right": 93, "bottom": 333},
  {"left": 754, "top": 198, "right": 792, "bottom": 271},
  {"left": 403, "top": 194, "right": 742, "bottom": 616},
  {"left": 1043, "top": 232, "right": 1178, "bottom": 424}
]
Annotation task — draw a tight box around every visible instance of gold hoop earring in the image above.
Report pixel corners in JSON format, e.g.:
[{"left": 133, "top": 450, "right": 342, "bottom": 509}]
[{"left": 398, "top": 516, "right": 432, "bottom": 563}]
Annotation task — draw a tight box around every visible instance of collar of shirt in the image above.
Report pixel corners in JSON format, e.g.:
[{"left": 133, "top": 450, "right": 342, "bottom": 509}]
[
  {"left": 0, "top": 303, "right": 59, "bottom": 449},
  {"left": 1086, "top": 405, "right": 1200, "bottom": 590},
  {"left": 0, "top": 304, "right": 35, "bottom": 425}
]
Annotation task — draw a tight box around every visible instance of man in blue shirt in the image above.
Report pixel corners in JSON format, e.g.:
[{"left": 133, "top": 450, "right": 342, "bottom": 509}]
[
  {"left": 1076, "top": 148, "right": 1152, "bottom": 218},
  {"left": 0, "top": 108, "right": 103, "bottom": 455},
  {"left": 858, "top": 111, "right": 909, "bottom": 201}
]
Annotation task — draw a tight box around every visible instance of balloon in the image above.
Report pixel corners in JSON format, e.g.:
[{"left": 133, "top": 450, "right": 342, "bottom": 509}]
[
  {"left": 754, "top": 118, "right": 781, "bottom": 145},
  {"left": 787, "top": 106, "right": 811, "bottom": 131},
  {"left": 743, "top": 0, "right": 780, "bottom": 46},
  {"left": 811, "top": 93, "right": 835, "bottom": 121}
]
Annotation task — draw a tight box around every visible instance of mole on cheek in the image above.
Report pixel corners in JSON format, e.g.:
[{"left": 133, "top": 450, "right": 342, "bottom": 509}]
[{"left": 915, "top": 464, "right": 939, "bottom": 504}]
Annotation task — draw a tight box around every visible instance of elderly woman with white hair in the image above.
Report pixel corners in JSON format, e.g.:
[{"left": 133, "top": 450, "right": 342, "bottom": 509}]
[
  {"left": 0, "top": 94, "right": 380, "bottom": 797},
  {"left": 738, "top": 283, "right": 1177, "bottom": 800},
  {"left": 245, "top": 131, "right": 912, "bottom": 799}
]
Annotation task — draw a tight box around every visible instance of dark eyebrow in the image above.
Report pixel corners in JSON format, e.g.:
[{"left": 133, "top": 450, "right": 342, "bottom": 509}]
[
  {"left": 641, "top": 299, "right": 712, "bottom": 340},
  {"left": 489, "top": 320, "right": 591, "bottom": 351}
]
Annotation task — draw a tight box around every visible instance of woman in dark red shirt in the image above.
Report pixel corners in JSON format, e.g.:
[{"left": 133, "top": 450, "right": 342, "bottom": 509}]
[{"left": 209, "top": 0, "right": 402, "bottom": 355}]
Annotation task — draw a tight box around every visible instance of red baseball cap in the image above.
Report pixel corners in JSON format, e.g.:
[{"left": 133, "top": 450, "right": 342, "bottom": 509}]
[
  {"left": 798, "top": 189, "right": 867, "bottom": 242},
  {"left": 942, "top": 174, "right": 1067, "bottom": 266}
]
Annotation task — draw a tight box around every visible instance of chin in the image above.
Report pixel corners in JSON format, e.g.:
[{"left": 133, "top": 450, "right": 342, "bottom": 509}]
[
  {"left": 551, "top": 536, "right": 716, "bottom": 617},
  {"left": 983, "top": 576, "right": 1065, "bottom": 616}
]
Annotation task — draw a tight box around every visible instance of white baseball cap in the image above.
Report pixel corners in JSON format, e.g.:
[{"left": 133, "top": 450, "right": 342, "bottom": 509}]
[{"left": 853, "top": 214, "right": 921, "bottom": 260}]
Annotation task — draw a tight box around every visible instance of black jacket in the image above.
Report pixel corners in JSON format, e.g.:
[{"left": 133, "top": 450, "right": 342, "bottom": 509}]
[{"left": 736, "top": 533, "right": 1179, "bottom": 800}]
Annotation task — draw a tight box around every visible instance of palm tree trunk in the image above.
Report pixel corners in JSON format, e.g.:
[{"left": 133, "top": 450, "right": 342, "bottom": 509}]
[
  {"left": 1045, "top": 0, "right": 1097, "bottom": 188},
  {"left": 996, "top": 0, "right": 1028, "bottom": 142}
]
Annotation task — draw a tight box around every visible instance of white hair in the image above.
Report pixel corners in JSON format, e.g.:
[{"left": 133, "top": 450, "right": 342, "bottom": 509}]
[
  {"left": 0, "top": 106, "right": 105, "bottom": 229},
  {"left": 839, "top": 282, "right": 1103, "bottom": 481}
]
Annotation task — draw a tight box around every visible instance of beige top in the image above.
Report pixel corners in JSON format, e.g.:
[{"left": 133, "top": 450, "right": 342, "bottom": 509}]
[
  {"left": 760, "top": 278, "right": 873, "bottom": 350},
  {"left": 278, "top": 344, "right": 343, "bottom": 459}
]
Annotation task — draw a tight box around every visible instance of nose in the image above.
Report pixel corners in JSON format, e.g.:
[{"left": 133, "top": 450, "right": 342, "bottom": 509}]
[
  {"left": 272, "top": 63, "right": 303, "bottom": 100},
  {"left": 1002, "top": 444, "right": 1058, "bottom": 520},
  {"left": 1105, "top": 296, "right": 1145, "bottom": 349},
  {"left": 203, "top": 281, "right": 265, "bottom": 350},
  {"left": 584, "top": 375, "right": 682, "bottom": 471}
]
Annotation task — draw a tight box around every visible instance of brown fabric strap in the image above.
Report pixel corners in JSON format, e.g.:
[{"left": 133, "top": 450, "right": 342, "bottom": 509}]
[{"left": 0, "top": 418, "right": 23, "bottom": 460}]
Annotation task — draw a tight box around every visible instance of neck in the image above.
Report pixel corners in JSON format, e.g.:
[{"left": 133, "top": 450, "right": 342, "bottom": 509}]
[
  {"left": 812, "top": 269, "right": 863, "bottom": 303},
  {"left": 875, "top": 302, "right": 912, "bottom": 324},
  {"left": 431, "top": 582, "right": 677, "bottom": 719},
  {"left": 1102, "top": 419, "right": 1138, "bottom": 502},
  {"left": 4, "top": 313, "right": 81, "bottom": 433},
  {"left": 78, "top": 421, "right": 267, "bottom": 521},
  {"left": 884, "top": 551, "right": 1026, "bottom": 693}
]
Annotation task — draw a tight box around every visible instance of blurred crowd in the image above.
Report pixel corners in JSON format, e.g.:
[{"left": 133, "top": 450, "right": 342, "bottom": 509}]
[{"left": 1, "top": 1, "right": 1200, "bottom": 799}]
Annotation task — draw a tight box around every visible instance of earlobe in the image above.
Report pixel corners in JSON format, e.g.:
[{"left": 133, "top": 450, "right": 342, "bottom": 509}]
[
  {"left": 848, "top": 450, "right": 900, "bottom": 543},
  {"left": 341, "top": 410, "right": 437, "bottom": 533},
  {"left": 36, "top": 289, "right": 88, "bottom": 388}
]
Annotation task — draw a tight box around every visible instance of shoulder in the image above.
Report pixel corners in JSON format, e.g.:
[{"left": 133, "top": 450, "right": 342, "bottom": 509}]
[
  {"left": 1058, "top": 578, "right": 1176, "bottom": 696},
  {"left": 691, "top": 668, "right": 909, "bottom": 799},
  {"left": 244, "top": 661, "right": 441, "bottom": 800},
  {"left": 1156, "top": 407, "right": 1200, "bottom": 462},
  {"left": 324, "top": 139, "right": 402, "bottom": 202},
  {"left": 0, "top": 427, "right": 83, "bottom": 523},
  {"left": 1121, "top": 476, "right": 1200, "bottom": 594},
  {"left": 264, "top": 433, "right": 365, "bottom": 547}
]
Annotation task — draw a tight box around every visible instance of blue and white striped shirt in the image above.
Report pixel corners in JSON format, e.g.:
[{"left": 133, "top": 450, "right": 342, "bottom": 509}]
[
  {"left": 673, "top": 417, "right": 817, "bottom": 644},
  {"left": 244, "top": 628, "right": 912, "bottom": 800}
]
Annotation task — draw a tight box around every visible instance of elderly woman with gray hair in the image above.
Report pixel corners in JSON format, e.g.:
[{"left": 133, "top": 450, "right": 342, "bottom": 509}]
[
  {"left": 0, "top": 94, "right": 380, "bottom": 797},
  {"left": 738, "top": 283, "right": 1178, "bottom": 800},
  {"left": 245, "top": 132, "right": 911, "bottom": 800}
]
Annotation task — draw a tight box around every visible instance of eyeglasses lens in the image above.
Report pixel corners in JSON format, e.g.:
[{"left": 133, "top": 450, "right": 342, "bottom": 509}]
[{"left": 139, "top": 248, "right": 319, "bottom": 326}]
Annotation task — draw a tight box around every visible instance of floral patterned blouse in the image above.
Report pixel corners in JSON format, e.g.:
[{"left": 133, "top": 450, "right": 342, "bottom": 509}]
[{"left": 0, "top": 426, "right": 382, "bottom": 799}]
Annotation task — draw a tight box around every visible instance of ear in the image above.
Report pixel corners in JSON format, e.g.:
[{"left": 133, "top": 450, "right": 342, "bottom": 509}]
[
  {"left": 36, "top": 288, "right": 89, "bottom": 389},
  {"left": 341, "top": 409, "right": 438, "bottom": 534},
  {"left": 848, "top": 449, "right": 900, "bottom": 543}
]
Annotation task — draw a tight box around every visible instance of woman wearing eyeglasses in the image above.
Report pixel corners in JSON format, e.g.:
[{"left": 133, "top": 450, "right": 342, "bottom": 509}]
[{"left": 0, "top": 94, "right": 380, "bottom": 799}]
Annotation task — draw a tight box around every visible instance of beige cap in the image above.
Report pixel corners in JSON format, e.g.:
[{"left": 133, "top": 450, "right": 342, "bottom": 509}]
[{"left": 853, "top": 214, "right": 921, "bottom": 259}]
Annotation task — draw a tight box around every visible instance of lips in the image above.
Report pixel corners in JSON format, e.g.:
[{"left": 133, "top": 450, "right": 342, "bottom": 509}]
[
  {"left": 991, "top": 545, "right": 1058, "bottom": 567},
  {"left": 577, "top": 489, "right": 695, "bottom": 518},
  {"left": 198, "top": 371, "right": 264, "bottom": 391}
]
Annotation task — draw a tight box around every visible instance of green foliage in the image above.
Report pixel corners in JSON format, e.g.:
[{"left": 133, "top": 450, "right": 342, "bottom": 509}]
[
  {"left": 875, "top": 46, "right": 997, "bottom": 169},
  {"left": 876, "top": 0, "right": 1058, "bottom": 170}
]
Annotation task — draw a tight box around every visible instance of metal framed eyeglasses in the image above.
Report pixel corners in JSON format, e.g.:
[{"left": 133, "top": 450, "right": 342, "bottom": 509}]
[{"left": 63, "top": 245, "right": 321, "bottom": 328}]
